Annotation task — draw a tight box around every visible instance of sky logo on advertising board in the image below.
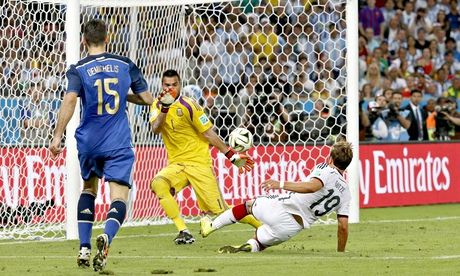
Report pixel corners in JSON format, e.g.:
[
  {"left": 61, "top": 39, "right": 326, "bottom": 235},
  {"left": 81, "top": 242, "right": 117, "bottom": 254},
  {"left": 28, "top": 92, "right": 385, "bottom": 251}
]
[{"left": 360, "top": 147, "right": 450, "bottom": 205}]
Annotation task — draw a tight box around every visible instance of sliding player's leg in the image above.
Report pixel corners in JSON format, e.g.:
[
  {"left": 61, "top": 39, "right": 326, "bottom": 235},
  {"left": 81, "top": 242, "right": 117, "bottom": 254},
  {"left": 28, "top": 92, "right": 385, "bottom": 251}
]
[
  {"left": 93, "top": 147, "right": 133, "bottom": 271},
  {"left": 150, "top": 163, "right": 191, "bottom": 244},
  {"left": 224, "top": 196, "right": 303, "bottom": 253},
  {"left": 210, "top": 196, "right": 302, "bottom": 253},
  {"left": 187, "top": 165, "right": 261, "bottom": 231},
  {"left": 200, "top": 199, "right": 255, "bottom": 238}
]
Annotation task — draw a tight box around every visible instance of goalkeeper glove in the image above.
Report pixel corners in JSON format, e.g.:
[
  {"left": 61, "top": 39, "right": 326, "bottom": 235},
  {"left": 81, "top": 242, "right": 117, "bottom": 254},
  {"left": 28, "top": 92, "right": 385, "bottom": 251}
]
[
  {"left": 158, "top": 88, "right": 176, "bottom": 113},
  {"left": 225, "top": 148, "right": 254, "bottom": 173}
]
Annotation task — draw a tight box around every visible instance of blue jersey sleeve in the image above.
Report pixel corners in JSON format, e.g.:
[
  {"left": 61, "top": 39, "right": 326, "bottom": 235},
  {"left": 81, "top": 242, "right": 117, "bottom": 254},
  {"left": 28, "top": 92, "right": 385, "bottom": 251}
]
[
  {"left": 129, "top": 61, "right": 148, "bottom": 94},
  {"left": 66, "top": 65, "right": 82, "bottom": 95}
]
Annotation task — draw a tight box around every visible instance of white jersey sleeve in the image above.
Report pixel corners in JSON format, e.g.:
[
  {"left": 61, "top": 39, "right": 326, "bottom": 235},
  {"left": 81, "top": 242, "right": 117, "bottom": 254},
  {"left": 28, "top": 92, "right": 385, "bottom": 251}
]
[
  {"left": 309, "top": 163, "right": 335, "bottom": 186},
  {"left": 281, "top": 163, "right": 351, "bottom": 228}
]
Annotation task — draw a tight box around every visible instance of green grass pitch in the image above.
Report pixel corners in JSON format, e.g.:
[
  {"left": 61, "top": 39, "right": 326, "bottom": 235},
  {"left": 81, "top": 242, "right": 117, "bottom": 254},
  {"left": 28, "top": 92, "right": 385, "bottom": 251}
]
[{"left": 0, "top": 204, "right": 459, "bottom": 275}]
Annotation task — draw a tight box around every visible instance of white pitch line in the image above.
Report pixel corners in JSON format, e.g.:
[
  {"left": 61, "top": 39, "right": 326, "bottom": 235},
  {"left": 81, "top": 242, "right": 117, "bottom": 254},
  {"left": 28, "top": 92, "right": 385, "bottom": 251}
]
[
  {"left": 0, "top": 216, "right": 459, "bottom": 246},
  {"left": 0, "top": 255, "right": 459, "bottom": 261},
  {"left": 362, "top": 216, "right": 460, "bottom": 224}
]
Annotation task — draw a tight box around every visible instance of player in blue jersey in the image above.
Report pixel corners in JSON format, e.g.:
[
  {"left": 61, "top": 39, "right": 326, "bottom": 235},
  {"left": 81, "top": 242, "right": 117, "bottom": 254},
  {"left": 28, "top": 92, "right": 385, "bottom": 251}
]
[{"left": 49, "top": 19, "right": 153, "bottom": 271}]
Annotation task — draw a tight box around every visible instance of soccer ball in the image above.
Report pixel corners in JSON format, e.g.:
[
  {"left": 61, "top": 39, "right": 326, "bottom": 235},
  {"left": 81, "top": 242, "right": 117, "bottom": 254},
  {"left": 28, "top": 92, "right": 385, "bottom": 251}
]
[{"left": 228, "top": 128, "right": 253, "bottom": 152}]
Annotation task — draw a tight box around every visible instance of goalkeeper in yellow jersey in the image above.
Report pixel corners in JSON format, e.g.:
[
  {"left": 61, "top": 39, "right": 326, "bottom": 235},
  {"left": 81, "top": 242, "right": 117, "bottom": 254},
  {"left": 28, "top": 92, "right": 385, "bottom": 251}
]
[{"left": 150, "top": 69, "right": 261, "bottom": 244}]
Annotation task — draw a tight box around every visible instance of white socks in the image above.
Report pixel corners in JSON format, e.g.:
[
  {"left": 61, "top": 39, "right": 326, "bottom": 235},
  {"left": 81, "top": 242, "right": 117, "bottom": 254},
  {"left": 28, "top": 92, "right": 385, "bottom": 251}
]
[
  {"left": 246, "top": 238, "right": 260, "bottom": 252},
  {"left": 212, "top": 209, "right": 237, "bottom": 229}
]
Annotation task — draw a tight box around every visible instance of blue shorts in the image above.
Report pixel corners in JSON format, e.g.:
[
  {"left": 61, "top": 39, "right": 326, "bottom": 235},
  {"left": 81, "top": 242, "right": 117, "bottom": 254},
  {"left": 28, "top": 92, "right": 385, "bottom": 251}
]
[{"left": 78, "top": 147, "right": 135, "bottom": 188}]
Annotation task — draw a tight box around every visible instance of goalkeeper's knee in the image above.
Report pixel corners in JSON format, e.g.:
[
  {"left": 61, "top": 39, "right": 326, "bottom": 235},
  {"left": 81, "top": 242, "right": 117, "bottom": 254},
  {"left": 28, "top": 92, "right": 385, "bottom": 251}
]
[{"left": 150, "top": 177, "right": 174, "bottom": 199}]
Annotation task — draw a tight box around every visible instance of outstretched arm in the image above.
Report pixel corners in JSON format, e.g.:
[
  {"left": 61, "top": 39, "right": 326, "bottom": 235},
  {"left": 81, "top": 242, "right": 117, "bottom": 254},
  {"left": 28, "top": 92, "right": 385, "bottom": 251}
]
[
  {"left": 261, "top": 177, "right": 323, "bottom": 193},
  {"left": 202, "top": 127, "right": 229, "bottom": 154},
  {"left": 49, "top": 92, "right": 78, "bottom": 158},
  {"left": 128, "top": 91, "right": 153, "bottom": 105},
  {"left": 202, "top": 128, "right": 254, "bottom": 173},
  {"left": 337, "top": 215, "right": 349, "bottom": 252},
  {"left": 443, "top": 112, "right": 460, "bottom": 126}
]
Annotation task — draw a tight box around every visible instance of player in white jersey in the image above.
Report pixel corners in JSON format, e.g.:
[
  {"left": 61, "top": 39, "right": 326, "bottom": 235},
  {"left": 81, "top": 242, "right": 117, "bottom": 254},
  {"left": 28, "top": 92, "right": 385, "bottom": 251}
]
[{"left": 200, "top": 141, "right": 353, "bottom": 253}]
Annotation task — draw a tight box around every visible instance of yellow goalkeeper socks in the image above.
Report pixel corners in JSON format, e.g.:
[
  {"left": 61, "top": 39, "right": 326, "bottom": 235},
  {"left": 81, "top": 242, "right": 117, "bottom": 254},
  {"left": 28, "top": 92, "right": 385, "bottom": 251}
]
[
  {"left": 239, "top": 215, "right": 262, "bottom": 228},
  {"left": 159, "top": 196, "right": 187, "bottom": 232},
  {"left": 172, "top": 217, "right": 187, "bottom": 232}
]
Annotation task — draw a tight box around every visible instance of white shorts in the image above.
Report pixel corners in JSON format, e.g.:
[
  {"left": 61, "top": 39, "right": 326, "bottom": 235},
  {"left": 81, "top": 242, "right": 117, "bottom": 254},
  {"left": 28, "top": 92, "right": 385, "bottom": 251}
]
[{"left": 251, "top": 196, "right": 303, "bottom": 247}]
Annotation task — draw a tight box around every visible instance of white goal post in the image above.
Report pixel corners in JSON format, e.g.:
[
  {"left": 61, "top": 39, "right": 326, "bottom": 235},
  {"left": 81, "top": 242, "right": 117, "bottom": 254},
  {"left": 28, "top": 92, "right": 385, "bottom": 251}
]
[{"left": 0, "top": 0, "right": 358, "bottom": 240}]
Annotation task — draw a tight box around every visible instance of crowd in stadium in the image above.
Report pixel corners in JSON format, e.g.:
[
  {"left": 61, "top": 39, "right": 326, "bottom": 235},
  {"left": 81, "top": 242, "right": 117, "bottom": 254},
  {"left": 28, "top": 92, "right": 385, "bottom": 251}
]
[
  {"left": 184, "top": 1, "right": 347, "bottom": 143},
  {"left": 358, "top": 0, "right": 460, "bottom": 141},
  {"left": 2, "top": 0, "right": 460, "bottom": 146}
]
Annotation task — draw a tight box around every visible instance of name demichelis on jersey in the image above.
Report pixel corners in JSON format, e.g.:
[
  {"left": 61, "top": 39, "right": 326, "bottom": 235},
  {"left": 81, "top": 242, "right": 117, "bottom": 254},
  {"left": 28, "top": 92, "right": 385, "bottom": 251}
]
[
  {"left": 281, "top": 163, "right": 351, "bottom": 228},
  {"left": 66, "top": 53, "right": 148, "bottom": 154},
  {"left": 149, "top": 96, "right": 213, "bottom": 166}
]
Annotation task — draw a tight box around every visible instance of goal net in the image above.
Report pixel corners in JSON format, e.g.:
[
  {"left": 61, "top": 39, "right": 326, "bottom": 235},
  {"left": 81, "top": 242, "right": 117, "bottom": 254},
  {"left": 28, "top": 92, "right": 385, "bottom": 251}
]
[{"left": 0, "top": 0, "right": 356, "bottom": 240}]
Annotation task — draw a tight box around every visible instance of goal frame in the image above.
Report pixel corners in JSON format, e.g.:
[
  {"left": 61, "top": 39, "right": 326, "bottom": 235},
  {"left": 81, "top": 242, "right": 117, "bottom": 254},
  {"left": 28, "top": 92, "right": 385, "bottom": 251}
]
[{"left": 61, "top": 0, "right": 359, "bottom": 240}]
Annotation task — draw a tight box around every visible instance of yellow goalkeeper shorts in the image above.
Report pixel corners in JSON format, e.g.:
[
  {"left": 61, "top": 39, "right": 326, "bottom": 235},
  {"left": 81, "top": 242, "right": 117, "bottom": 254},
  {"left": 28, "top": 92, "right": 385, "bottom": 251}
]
[{"left": 154, "top": 163, "right": 228, "bottom": 214}]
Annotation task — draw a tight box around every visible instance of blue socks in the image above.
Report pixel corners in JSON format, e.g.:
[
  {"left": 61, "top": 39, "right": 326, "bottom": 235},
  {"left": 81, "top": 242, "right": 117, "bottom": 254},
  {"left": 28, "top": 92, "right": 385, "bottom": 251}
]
[
  {"left": 104, "top": 200, "right": 127, "bottom": 244},
  {"left": 77, "top": 192, "right": 95, "bottom": 249},
  {"left": 78, "top": 194, "right": 127, "bottom": 248}
]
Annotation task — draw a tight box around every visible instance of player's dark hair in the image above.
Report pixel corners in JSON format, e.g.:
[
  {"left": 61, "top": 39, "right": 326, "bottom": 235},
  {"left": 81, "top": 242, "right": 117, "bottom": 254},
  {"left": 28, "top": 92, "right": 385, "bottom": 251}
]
[
  {"left": 162, "top": 69, "right": 181, "bottom": 82},
  {"left": 83, "top": 19, "right": 107, "bottom": 47},
  {"left": 392, "top": 91, "right": 402, "bottom": 97},
  {"left": 330, "top": 141, "right": 353, "bottom": 171},
  {"left": 410, "top": 89, "right": 423, "bottom": 96}
]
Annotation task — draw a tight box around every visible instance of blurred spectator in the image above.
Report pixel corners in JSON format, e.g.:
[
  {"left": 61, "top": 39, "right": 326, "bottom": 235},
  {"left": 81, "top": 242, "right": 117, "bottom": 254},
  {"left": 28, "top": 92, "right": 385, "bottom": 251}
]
[
  {"left": 407, "top": 35, "right": 422, "bottom": 64},
  {"left": 443, "top": 50, "right": 460, "bottom": 74},
  {"left": 365, "top": 27, "right": 380, "bottom": 52},
  {"left": 359, "top": 93, "right": 371, "bottom": 141},
  {"left": 389, "top": 29, "right": 407, "bottom": 54},
  {"left": 415, "top": 28, "right": 429, "bottom": 50},
  {"left": 219, "top": 40, "right": 244, "bottom": 95},
  {"left": 359, "top": 0, "right": 385, "bottom": 36},
  {"left": 359, "top": 35, "right": 369, "bottom": 58},
  {"left": 445, "top": 75, "right": 460, "bottom": 98},
  {"left": 426, "top": 0, "right": 440, "bottom": 23},
  {"left": 376, "top": 94, "right": 388, "bottom": 107},
  {"left": 361, "top": 83, "right": 373, "bottom": 100},
  {"left": 381, "top": 0, "right": 396, "bottom": 23},
  {"left": 284, "top": 81, "right": 308, "bottom": 113},
  {"left": 387, "top": 66, "right": 407, "bottom": 92},
  {"left": 429, "top": 40, "right": 444, "bottom": 71},
  {"left": 20, "top": 82, "right": 52, "bottom": 146},
  {"left": 416, "top": 48, "right": 434, "bottom": 76},
  {"left": 408, "top": 8, "right": 433, "bottom": 36},
  {"left": 372, "top": 47, "right": 389, "bottom": 73},
  {"left": 360, "top": 62, "right": 382, "bottom": 96},
  {"left": 249, "top": 17, "right": 280, "bottom": 62},
  {"left": 262, "top": 102, "right": 289, "bottom": 143},
  {"left": 434, "top": 97, "right": 458, "bottom": 140},
  {"left": 434, "top": 68, "right": 451, "bottom": 96},
  {"left": 435, "top": 9, "right": 449, "bottom": 32},
  {"left": 382, "top": 88, "right": 394, "bottom": 102},
  {"left": 401, "top": 1, "right": 416, "bottom": 27},
  {"left": 446, "top": 1, "right": 460, "bottom": 30},
  {"left": 404, "top": 89, "right": 428, "bottom": 140},
  {"left": 440, "top": 99, "right": 460, "bottom": 139},
  {"left": 371, "top": 91, "right": 411, "bottom": 141},
  {"left": 444, "top": 37, "right": 460, "bottom": 61},
  {"left": 425, "top": 98, "right": 437, "bottom": 140}
]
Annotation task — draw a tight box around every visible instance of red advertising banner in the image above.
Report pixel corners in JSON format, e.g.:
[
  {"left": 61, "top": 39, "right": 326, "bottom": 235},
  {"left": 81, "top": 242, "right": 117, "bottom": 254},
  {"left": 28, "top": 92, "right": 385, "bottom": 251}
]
[
  {"left": 0, "top": 147, "right": 66, "bottom": 223},
  {"left": 359, "top": 143, "right": 460, "bottom": 207},
  {"left": 1, "top": 143, "right": 459, "bottom": 224}
]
